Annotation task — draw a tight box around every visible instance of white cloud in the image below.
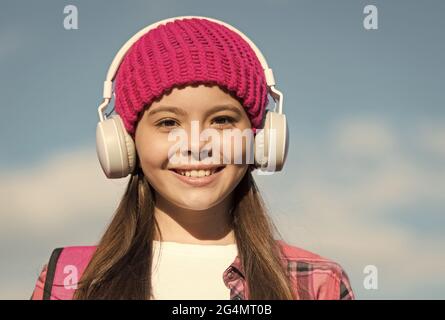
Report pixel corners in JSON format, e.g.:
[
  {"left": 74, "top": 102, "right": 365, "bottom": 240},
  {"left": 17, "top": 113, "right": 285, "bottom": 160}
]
[
  {"left": 331, "top": 117, "right": 397, "bottom": 159},
  {"left": 0, "top": 146, "right": 129, "bottom": 234},
  {"left": 417, "top": 122, "right": 445, "bottom": 157}
]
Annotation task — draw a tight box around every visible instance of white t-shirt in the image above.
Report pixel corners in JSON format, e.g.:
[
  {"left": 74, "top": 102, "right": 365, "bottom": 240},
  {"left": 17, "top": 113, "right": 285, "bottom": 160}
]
[{"left": 151, "top": 240, "right": 238, "bottom": 300}]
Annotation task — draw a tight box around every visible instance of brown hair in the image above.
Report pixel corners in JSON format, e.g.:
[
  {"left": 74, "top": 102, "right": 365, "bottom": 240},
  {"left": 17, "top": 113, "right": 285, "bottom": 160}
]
[{"left": 73, "top": 162, "right": 296, "bottom": 299}]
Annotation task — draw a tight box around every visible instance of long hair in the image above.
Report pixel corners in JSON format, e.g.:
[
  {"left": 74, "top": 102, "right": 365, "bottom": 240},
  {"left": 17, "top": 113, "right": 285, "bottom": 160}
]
[{"left": 73, "top": 162, "right": 296, "bottom": 299}]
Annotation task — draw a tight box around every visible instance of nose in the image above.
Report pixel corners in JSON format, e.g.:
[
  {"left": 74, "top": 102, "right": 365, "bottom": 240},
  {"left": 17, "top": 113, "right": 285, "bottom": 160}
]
[
  {"left": 179, "top": 122, "right": 215, "bottom": 163},
  {"left": 184, "top": 135, "right": 212, "bottom": 161}
]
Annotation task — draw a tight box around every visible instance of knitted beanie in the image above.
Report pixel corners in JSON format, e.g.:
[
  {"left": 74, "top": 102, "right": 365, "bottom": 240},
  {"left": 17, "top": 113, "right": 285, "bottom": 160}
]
[{"left": 114, "top": 17, "right": 269, "bottom": 137}]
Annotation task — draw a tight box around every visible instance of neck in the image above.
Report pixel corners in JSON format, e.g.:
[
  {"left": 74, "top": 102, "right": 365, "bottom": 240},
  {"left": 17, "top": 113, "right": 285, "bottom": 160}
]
[{"left": 153, "top": 193, "right": 236, "bottom": 245}]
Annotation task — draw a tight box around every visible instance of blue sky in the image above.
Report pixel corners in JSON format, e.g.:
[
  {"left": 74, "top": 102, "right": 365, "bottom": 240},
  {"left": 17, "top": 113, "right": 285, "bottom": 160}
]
[{"left": 0, "top": 0, "right": 444, "bottom": 299}]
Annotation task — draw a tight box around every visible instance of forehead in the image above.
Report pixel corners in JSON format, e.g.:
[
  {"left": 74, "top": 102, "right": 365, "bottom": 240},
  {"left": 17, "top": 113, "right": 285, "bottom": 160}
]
[{"left": 147, "top": 84, "right": 244, "bottom": 115}]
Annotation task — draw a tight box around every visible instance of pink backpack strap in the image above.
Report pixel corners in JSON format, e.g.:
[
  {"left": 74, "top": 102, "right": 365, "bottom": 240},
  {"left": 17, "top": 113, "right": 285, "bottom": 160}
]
[{"left": 43, "top": 246, "right": 97, "bottom": 300}]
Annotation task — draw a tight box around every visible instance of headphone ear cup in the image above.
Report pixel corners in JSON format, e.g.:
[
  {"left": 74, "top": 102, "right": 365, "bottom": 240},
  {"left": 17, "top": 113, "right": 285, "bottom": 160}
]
[
  {"left": 254, "top": 124, "right": 268, "bottom": 169},
  {"left": 254, "top": 111, "right": 288, "bottom": 172},
  {"left": 123, "top": 130, "right": 136, "bottom": 175},
  {"left": 96, "top": 115, "right": 136, "bottom": 178}
]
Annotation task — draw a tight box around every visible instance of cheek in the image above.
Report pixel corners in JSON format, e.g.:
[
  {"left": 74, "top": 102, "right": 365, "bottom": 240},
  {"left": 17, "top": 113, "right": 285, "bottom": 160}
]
[
  {"left": 220, "top": 131, "right": 254, "bottom": 165},
  {"left": 137, "top": 139, "right": 171, "bottom": 193},
  {"left": 222, "top": 163, "right": 248, "bottom": 189},
  {"left": 136, "top": 133, "right": 171, "bottom": 170},
  {"left": 235, "top": 164, "right": 249, "bottom": 179}
]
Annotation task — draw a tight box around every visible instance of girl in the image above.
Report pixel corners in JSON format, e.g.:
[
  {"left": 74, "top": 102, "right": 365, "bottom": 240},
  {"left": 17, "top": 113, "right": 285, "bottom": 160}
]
[{"left": 31, "top": 16, "right": 355, "bottom": 300}]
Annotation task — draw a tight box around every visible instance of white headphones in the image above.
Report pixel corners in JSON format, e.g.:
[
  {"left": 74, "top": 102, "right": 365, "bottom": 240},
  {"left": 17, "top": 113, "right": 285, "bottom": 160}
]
[{"left": 96, "top": 15, "right": 289, "bottom": 179}]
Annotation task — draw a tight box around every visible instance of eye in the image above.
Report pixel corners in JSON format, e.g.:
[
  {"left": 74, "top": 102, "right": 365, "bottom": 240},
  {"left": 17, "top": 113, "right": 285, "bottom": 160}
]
[
  {"left": 156, "top": 119, "right": 178, "bottom": 128},
  {"left": 212, "top": 116, "right": 236, "bottom": 127}
]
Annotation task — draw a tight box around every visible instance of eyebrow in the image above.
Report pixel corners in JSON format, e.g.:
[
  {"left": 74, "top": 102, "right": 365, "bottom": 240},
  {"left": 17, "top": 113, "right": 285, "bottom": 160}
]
[{"left": 147, "top": 104, "right": 242, "bottom": 117}]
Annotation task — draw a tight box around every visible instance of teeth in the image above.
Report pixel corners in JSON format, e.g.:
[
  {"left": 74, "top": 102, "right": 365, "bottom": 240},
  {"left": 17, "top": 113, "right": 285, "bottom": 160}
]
[{"left": 176, "top": 168, "right": 220, "bottom": 177}]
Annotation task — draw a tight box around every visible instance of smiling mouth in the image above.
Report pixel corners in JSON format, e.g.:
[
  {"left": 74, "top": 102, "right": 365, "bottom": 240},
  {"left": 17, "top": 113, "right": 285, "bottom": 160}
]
[
  {"left": 169, "top": 166, "right": 225, "bottom": 178},
  {"left": 169, "top": 165, "right": 226, "bottom": 187}
]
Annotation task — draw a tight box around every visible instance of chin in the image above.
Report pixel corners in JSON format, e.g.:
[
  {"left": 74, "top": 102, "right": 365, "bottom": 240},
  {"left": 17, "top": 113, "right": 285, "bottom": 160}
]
[{"left": 172, "top": 192, "right": 221, "bottom": 211}]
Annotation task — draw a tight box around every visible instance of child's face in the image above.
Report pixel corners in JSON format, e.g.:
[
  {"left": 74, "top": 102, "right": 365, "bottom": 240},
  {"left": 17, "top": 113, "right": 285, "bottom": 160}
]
[{"left": 134, "top": 84, "right": 252, "bottom": 210}]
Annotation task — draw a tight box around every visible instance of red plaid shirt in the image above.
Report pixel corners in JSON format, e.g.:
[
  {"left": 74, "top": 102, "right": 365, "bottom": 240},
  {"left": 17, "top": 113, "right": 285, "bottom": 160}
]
[{"left": 31, "top": 240, "right": 355, "bottom": 300}]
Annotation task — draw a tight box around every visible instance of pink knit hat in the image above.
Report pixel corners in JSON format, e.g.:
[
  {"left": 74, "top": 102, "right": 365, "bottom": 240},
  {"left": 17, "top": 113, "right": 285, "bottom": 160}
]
[{"left": 114, "top": 17, "right": 269, "bottom": 137}]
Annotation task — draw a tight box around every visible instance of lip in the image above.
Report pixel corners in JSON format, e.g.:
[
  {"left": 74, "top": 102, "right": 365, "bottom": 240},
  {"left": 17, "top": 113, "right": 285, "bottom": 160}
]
[
  {"left": 169, "top": 164, "right": 225, "bottom": 171},
  {"left": 169, "top": 166, "right": 225, "bottom": 187}
]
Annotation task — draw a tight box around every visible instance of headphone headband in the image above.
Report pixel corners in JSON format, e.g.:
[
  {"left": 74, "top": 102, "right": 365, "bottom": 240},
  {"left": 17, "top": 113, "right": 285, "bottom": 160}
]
[{"left": 97, "top": 15, "right": 283, "bottom": 122}]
